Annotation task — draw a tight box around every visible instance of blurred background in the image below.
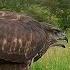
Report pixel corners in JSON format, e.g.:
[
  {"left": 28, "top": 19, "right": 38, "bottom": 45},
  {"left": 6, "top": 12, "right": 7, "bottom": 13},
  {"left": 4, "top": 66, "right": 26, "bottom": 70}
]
[{"left": 0, "top": 0, "right": 70, "bottom": 70}]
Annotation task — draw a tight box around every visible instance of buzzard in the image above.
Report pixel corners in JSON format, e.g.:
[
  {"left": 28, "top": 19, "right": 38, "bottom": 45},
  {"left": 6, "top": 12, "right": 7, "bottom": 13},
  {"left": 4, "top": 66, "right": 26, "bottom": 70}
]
[{"left": 0, "top": 11, "right": 68, "bottom": 70}]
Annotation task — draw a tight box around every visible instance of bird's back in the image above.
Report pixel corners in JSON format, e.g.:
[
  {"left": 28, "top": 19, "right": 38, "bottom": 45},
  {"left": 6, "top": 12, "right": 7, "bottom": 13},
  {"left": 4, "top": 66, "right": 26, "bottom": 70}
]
[{"left": 0, "top": 11, "right": 46, "bottom": 64}]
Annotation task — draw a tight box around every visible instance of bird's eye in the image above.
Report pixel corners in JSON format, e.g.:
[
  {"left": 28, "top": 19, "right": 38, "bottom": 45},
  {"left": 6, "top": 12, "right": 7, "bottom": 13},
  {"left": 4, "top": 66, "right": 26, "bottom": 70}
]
[
  {"left": 54, "top": 31, "right": 58, "bottom": 36},
  {"left": 54, "top": 29, "right": 61, "bottom": 34},
  {"left": 53, "top": 29, "right": 61, "bottom": 36}
]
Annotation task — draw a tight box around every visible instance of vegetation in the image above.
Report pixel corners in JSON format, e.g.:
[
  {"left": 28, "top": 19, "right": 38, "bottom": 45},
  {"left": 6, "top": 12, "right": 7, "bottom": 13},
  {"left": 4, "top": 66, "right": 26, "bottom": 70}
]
[
  {"left": 0, "top": 0, "right": 70, "bottom": 70},
  {"left": 0, "top": 0, "right": 70, "bottom": 30}
]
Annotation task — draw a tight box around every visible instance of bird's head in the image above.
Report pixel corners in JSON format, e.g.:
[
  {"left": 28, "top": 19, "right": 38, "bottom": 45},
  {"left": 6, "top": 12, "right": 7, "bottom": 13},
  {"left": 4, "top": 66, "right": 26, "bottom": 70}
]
[
  {"left": 47, "top": 29, "right": 68, "bottom": 48},
  {"left": 42, "top": 23, "right": 68, "bottom": 48}
]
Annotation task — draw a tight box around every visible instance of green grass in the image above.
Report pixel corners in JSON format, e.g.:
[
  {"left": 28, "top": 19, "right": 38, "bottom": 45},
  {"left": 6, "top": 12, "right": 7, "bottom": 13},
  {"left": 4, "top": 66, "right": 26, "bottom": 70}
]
[
  {"left": 32, "top": 47, "right": 70, "bottom": 70},
  {"left": 31, "top": 31, "right": 70, "bottom": 70},
  {"left": 0, "top": 0, "right": 59, "bottom": 26}
]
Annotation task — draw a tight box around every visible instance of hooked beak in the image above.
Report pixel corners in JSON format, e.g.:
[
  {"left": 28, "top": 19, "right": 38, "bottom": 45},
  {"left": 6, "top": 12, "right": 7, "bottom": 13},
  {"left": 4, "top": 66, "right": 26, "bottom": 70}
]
[
  {"left": 57, "top": 37, "right": 68, "bottom": 48},
  {"left": 51, "top": 37, "right": 68, "bottom": 48},
  {"left": 58, "top": 37, "right": 68, "bottom": 43},
  {"left": 59, "top": 37, "right": 68, "bottom": 48}
]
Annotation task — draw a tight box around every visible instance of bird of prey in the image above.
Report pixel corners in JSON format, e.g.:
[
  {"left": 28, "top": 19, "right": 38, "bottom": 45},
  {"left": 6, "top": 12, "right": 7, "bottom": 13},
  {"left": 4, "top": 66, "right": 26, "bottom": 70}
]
[{"left": 0, "top": 11, "right": 68, "bottom": 70}]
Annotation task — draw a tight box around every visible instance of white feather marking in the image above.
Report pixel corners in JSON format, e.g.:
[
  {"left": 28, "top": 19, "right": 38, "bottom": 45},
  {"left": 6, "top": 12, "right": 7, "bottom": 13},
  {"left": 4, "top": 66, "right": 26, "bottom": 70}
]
[
  {"left": 18, "top": 38, "right": 22, "bottom": 53},
  {"left": 13, "top": 38, "right": 17, "bottom": 43},
  {"left": 13, "top": 38, "right": 17, "bottom": 51},
  {"left": 25, "top": 52, "right": 27, "bottom": 58},
  {"left": 17, "top": 15, "right": 21, "bottom": 20},
  {"left": 2, "top": 12, "right": 5, "bottom": 16},
  {"left": 2, "top": 39, "right": 7, "bottom": 51}
]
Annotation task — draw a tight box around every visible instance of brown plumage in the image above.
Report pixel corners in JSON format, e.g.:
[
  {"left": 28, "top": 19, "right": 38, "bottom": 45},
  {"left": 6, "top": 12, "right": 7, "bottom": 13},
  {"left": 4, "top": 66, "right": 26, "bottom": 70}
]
[{"left": 0, "top": 11, "right": 68, "bottom": 70}]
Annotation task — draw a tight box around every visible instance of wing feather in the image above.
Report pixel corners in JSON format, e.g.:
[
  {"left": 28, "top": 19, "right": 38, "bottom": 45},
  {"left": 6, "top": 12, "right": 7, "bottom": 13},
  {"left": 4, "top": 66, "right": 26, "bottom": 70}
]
[{"left": 0, "top": 15, "right": 46, "bottom": 64}]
